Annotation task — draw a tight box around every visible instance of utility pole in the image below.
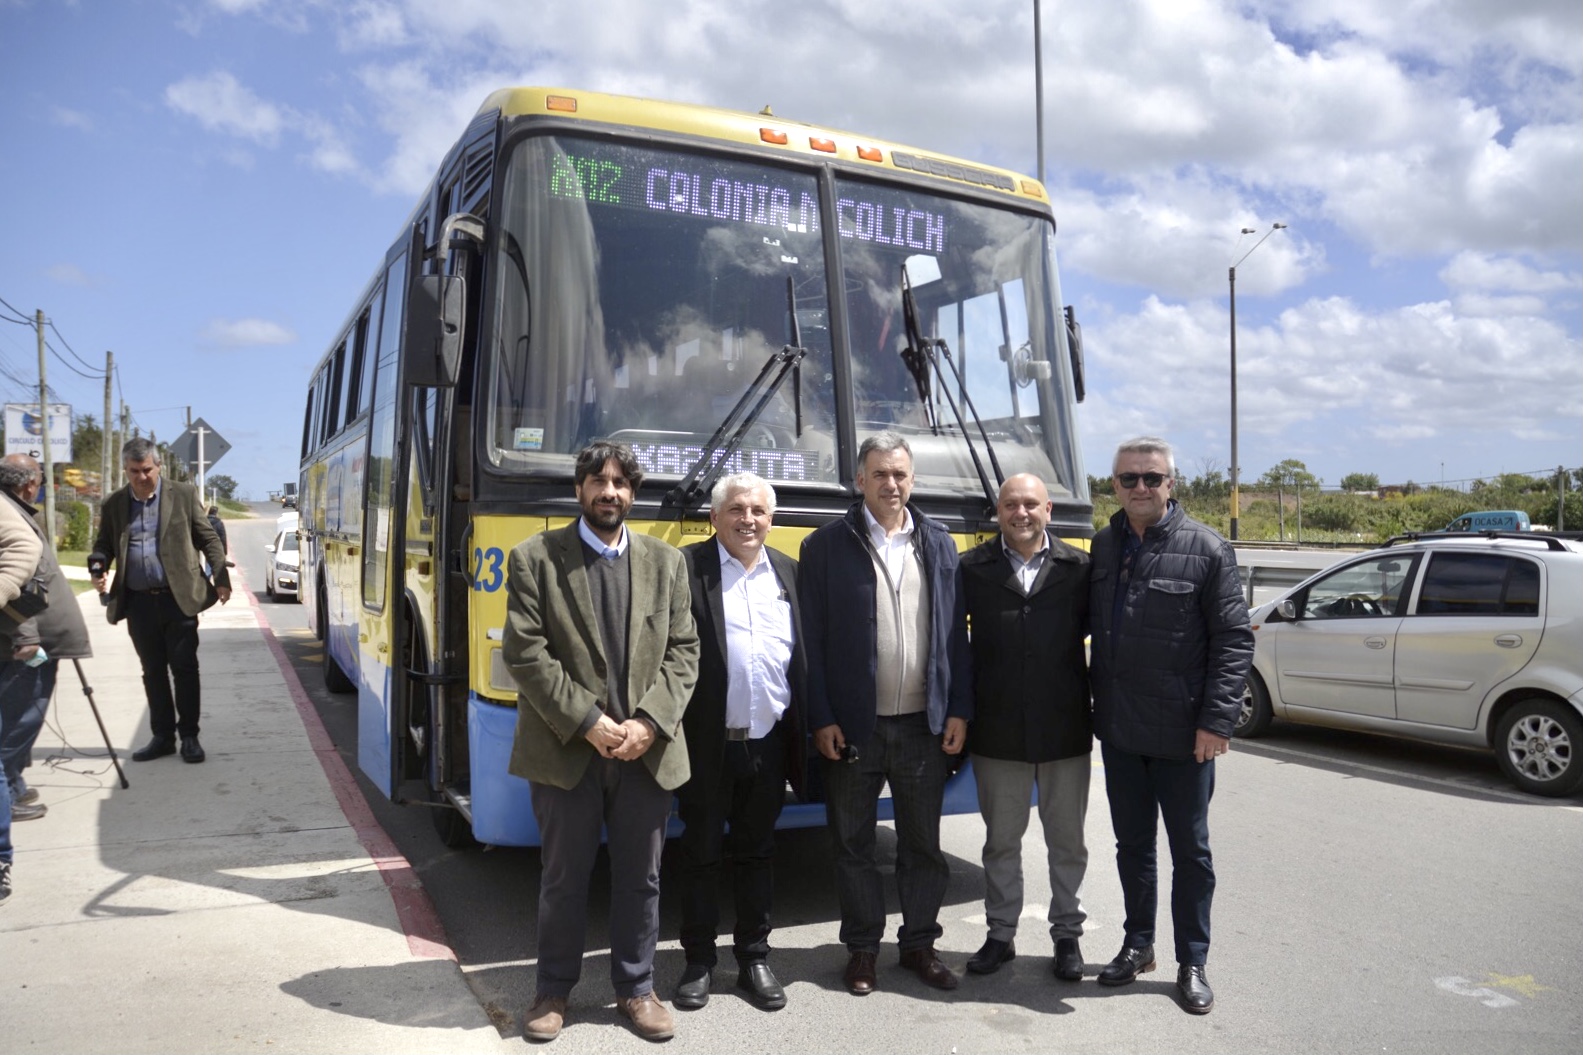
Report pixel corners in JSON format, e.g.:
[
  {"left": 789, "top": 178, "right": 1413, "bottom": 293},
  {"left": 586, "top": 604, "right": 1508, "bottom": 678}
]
[
  {"left": 119, "top": 402, "right": 131, "bottom": 491},
  {"left": 1560, "top": 465, "right": 1568, "bottom": 533},
  {"left": 35, "top": 310, "right": 57, "bottom": 544},
  {"left": 102, "top": 351, "right": 113, "bottom": 524}
]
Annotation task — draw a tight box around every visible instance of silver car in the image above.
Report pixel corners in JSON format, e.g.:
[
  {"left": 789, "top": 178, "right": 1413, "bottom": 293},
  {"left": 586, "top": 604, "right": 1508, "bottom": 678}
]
[
  {"left": 265, "top": 527, "right": 300, "bottom": 602},
  {"left": 1236, "top": 533, "right": 1583, "bottom": 797}
]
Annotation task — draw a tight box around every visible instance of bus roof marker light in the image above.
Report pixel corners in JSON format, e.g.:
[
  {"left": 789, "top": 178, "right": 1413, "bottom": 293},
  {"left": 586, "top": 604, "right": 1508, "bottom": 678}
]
[
  {"left": 760, "top": 127, "right": 789, "bottom": 145},
  {"left": 810, "top": 137, "right": 837, "bottom": 153},
  {"left": 546, "top": 94, "right": 577, "bottom": 112},
  {"left": 857, "top": 145, "right": 883, "bottom": 162}
]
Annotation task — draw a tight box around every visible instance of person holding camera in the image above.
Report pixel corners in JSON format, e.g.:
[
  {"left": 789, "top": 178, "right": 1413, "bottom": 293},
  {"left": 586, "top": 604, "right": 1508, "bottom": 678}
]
[
  {"left": 0, "top": 455, "right": 93, "bottom": 820},
  {"left": 797, "top": 432, "right": 972, "bottom": 996},
  {"left": 90, "top": 438, "right": 230, "bottom": 765},
  {"left": 0, "top": 486, "right": 44, "bottom": 905}
]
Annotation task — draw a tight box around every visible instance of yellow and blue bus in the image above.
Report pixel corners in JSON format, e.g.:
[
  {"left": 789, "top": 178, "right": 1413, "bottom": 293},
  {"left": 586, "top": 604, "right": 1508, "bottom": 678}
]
[{"left": 297, "top": 87, "right": 1091, "bottom": 847}]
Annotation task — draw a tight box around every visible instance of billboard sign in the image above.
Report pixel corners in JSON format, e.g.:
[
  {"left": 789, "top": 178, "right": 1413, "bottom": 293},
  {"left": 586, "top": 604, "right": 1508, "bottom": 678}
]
[{"left": 4, "top": 403, "right": 73, "bottom": 462}]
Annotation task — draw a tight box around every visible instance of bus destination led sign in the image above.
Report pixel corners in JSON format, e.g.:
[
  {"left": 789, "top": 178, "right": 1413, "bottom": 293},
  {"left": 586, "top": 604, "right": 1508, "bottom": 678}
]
[{"left": 549, "top": 148, "right": 946, "bottom": 254}]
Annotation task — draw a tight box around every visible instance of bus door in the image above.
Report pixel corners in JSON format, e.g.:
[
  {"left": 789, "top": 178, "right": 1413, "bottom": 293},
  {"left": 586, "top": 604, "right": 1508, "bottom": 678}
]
[{"left": 357, "top": 244, "right": 414, "bottom": 797}]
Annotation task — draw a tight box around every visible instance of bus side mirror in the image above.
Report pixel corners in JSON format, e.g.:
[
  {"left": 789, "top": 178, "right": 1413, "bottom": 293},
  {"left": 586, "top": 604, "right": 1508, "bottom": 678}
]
[{"left": 403, "top": 273, "right": 464, "bottom": 388}]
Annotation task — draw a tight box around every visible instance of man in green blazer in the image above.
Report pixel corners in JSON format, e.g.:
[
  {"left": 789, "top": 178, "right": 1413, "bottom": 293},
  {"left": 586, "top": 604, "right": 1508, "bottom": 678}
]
[
  {"left": 503, "top": 441, "right": 698, "bottom": 1045},
  {"left": 91, "top": 438, "right": 230, "bottom": 764}
]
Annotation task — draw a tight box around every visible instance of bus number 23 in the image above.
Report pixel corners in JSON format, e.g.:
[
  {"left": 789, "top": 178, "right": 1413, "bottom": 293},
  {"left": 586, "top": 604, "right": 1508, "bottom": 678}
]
[{"left": 473, "top": 547, "right": 505, "bottom": 592}]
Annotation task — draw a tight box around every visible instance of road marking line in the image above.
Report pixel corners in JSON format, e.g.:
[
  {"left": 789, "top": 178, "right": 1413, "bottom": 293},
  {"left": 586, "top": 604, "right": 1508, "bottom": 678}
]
[{"left": 1236, "top": 740, "right": 1580, "bottom": 806}]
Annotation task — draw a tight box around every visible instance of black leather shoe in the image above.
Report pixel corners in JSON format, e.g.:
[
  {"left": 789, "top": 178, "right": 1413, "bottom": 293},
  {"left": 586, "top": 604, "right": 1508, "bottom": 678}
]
[
  {"left": 1177, "top": 965, "right": 1214, "bottom": 1014},
  {"left": 1097, "top": 944, "right": 1156, "bottom": 986},
  {"left": 180, "top": 738, "right": 206, "bottom": 764},
  {"left": 899, "top": 947, "right": 959, "bottom": 990},
  {"left": 673, "top": 962, "right": 711, "bottom": 1009},
  {"left": 1053, "top": 937, "right": 1084, "bottom": 981},
  {"left": 132, "top": 737, "right": 176, "bottom": 762},
  {"left": 843, "top": 950, "right": 877, "bottom": 995},
  {"left": 966, "top": 937, "right": 1016, "bottom": 975},
  {"left": 737, "top": 961, "right": 786, "bottom": 1010}
]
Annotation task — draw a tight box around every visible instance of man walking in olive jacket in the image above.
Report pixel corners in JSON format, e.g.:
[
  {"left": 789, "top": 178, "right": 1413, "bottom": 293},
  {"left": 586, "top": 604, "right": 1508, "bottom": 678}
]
[{"left": 91, "top": 438, "right": 230, "bottom": 764}]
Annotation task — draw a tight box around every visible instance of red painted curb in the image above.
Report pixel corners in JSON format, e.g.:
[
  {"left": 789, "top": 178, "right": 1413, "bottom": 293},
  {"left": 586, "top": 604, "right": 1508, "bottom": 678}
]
[{"left": 237, "top": 572, "right": 457, "bottom": 962}]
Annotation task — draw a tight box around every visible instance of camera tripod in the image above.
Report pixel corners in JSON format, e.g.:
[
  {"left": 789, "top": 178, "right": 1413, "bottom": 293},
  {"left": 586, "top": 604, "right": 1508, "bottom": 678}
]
[{"left": 70, "top": 658, "right": 128, "bottom": 789}]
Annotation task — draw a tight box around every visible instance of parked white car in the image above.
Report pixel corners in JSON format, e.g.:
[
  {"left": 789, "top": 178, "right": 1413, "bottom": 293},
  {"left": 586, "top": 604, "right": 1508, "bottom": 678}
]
[
  {"left": 265, "top": 526, "right": 300, "bottom": 601},
  {"left": 1237, "top": 532, "right": 1583, "bottom": 796}
]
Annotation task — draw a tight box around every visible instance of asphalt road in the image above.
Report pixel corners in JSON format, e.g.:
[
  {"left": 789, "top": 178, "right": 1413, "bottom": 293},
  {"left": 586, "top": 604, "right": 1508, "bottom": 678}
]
[{"left": 229, "top": 504, "right": 1583, "bottom": 1054}]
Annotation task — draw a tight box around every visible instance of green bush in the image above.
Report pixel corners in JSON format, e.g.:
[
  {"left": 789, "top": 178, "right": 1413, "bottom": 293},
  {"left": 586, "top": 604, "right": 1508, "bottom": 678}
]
[{"left": 59, "top": 499, "right": 92, "bottom": 551}]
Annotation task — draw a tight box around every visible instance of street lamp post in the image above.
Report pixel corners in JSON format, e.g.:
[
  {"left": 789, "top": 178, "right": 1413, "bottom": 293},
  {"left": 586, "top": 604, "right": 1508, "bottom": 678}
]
[{"left": 1228, "top": 222, "right": 1286, "bottom": 541}]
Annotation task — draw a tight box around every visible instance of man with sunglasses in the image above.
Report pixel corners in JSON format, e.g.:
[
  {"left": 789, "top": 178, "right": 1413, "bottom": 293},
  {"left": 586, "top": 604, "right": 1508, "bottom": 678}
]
[{"left": 1087, "top": 437, "right": 1252, "bottom": 1015}]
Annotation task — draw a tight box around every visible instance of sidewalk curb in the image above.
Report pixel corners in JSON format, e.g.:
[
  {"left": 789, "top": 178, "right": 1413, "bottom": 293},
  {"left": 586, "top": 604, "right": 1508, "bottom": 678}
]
[{"left": 237, "top": 569, "right": 458, "bottom": 962}]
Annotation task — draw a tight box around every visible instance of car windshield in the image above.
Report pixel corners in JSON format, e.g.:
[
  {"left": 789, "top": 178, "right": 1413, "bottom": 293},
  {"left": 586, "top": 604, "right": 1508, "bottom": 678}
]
[
  {"left": 486, "top": 134, "right": 836, "bottom": 487},
  {"left": 277, "top": 532, "right": 299, "bottom": 553}
]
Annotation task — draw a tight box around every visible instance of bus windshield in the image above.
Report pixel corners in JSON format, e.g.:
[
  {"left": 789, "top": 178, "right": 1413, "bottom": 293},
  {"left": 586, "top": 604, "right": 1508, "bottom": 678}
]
[
  {"left": 487, "top": 134, "right": 837, "bottom": 486},
  {"left": 486, "top": 133, "right": 1082, "bottom": 501},
  {"left": 835, "top": 177, "right": 1083, "bottom": 499}
]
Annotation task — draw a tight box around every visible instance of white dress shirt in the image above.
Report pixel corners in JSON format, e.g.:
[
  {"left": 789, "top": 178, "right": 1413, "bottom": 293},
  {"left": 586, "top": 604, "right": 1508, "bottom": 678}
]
[{"left": 717, "top": 542, "right": 795, "bottom": 738}]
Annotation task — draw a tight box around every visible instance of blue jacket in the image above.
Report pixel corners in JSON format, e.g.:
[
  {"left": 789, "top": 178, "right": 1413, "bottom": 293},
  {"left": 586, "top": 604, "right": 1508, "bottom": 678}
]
[
  {"left": 797, "top": 501, "right": 972, "bottom": 744},
  {"left": 1088, "top": 502, "right": 1252, "bottom": 759}
]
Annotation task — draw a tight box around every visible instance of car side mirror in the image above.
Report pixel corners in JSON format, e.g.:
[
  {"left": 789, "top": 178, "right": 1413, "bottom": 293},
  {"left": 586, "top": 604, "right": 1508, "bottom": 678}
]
[
  {"left": 265, "top": 544, "right": 276, "bottom": 554},
  {"left": 1277, "top": 598, "right": 1298, "bottom": 621}
]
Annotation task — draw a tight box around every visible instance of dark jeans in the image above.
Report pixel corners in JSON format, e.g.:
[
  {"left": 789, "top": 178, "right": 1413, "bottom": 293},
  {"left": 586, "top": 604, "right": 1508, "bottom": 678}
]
[
  {"left": 1101, "top": 741, "right": 1216, "bottom": 966},
  {"left": 824, "top": 712, "right": 950, "bottom": 954},
  {"left": 530, "top": 755, "right": 673, "bottom": 1000},
  {"left": 676, "top": 722, "right": 787, "bottom": 966},
  {"left": 125, "top": 590, "right": 202, "bottom": 741},
  {"left": 0, "top": 658, "right": 58, "bottom": 794}
]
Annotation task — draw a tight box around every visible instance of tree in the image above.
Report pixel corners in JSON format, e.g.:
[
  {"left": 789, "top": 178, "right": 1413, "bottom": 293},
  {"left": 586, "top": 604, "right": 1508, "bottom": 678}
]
[
  {"left": 1258, "top": 459, "right": 1319, "bottom": 493},
  {"left": 1340, "top": 472, "right": 1379, "bottom": 492},
  {"left": 70, "top": 413, "right": 104, "bottom": 472},
  {"left": 207, "top": 474, "right": 239, "bottom": 501}
]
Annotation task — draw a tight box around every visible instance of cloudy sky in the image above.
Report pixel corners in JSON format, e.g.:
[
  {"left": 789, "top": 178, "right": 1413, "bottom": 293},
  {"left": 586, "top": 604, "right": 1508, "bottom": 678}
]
[{"left": 1, "top": 0, "right": 1578, "bottom": 501}]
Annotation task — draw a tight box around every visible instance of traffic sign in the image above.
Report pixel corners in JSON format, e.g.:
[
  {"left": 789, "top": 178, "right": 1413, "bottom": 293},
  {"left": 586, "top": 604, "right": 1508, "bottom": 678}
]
[{"left": 169, "top": 417, "right": 231, "bottom": 470}]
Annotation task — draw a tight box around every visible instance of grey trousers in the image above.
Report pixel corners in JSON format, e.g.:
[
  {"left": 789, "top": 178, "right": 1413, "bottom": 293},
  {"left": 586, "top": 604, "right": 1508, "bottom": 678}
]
[
  {"left": 529, "top": 755, "right": 673, "bottom": 1000},
  {"left": 973, "top": 753, "right": 1091, "bottom": 942}
]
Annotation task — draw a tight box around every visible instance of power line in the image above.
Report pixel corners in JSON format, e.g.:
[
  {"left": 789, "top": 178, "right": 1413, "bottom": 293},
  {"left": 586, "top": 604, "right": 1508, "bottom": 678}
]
[
  {"left": 46, "top": 318, "right": 104, "bottom": 373},
  {"left": 45, "top": 340, "right": 106, "bottom": 380}
]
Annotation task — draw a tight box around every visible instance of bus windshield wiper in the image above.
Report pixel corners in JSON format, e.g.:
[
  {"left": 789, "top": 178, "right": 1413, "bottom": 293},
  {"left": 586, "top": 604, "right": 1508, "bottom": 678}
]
[
  {"left": 900, "top": 263, "right": 1005, "bottom": 515},
  {"left": 662, "top": 276, "right": 808, "bottom": 518}
]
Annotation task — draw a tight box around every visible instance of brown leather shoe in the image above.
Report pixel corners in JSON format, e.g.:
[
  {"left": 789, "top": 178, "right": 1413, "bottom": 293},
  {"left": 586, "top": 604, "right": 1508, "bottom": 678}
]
[
  {"left": 522, "top": 996, "right": 567, "bottom": 1042},
  {"left": 899, "top": 947, "right": 960, "bottom": 990},
  {"left": 617, "top": 992, "right": 675, "bottom": 1042},
  {"left": 843, "top": 949, "right": 878, "bottom": 995}
]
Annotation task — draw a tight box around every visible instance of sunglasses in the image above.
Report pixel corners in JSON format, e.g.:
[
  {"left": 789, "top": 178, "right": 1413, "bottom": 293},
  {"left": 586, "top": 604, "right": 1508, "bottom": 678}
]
[{"left": 1116, "top": 472, "right": 1169, "bottom": 489}]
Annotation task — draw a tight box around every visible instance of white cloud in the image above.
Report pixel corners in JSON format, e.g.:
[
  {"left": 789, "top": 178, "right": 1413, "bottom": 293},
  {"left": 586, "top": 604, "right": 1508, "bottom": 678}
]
[
  {"left": 50, "top": 106, "right": 93, "bottom": 131},
  {"left": 1079, "top": 289, "right": 1580, "bottom": 483},
  {"left": 200, "top": 318, "right": 298, "bottom": 348},
  {"left": 165, "top": 71, "right": 285, "bottom": 144},
  {"left": 45, "top": 263, "right": 94, "bottom": 287}
]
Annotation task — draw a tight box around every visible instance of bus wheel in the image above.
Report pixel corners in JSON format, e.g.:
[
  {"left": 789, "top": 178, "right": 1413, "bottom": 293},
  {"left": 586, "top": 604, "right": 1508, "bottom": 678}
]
[{"left": 431, "top": 795, "right": 477, "bottom": 849}]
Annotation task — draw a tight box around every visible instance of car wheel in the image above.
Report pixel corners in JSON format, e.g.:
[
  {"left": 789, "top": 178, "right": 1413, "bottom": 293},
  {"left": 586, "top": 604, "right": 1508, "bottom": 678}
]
[
  {"left": 1494, "top": 699, "right": 1583, "bottom": 797},
  {"left": 266, "top": 570, "right": 276, "bottom": 600},
  {"left": 1235, "top": 671, "right": 1274, "bottom": 738}
]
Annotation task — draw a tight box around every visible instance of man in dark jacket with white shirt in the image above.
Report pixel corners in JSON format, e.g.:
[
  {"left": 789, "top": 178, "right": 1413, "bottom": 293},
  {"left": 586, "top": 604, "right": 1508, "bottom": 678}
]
[
  {"left": 798, "top": 432, "right": 972, "bottom": 997},
  {"left": 960, "top": 473, "right": 1092, "bottom": 982},
  {"left": 1087, "top": 436, "right": 1252, "bottom": 1016}
]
